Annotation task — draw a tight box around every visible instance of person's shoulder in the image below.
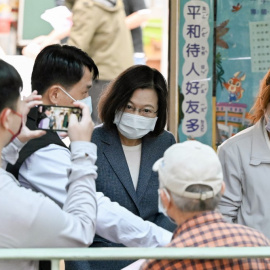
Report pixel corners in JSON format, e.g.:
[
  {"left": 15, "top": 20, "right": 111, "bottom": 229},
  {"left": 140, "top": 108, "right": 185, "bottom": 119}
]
[
  {"left": 92, "top": 124, "right": 106, "bottom": 137},
  {"left": 225, "top": 222, "right": 270, "bottom": 246},
  {"left": 92, "top": 124, "right": 114, "bottom": 144},
  {"left": 157, "top": 130, "right": 176, "bottom": 142}
]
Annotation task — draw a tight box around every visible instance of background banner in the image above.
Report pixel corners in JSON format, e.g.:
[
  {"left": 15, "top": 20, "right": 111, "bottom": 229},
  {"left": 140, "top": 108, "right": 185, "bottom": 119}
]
[{"left": 178, "top": 0, "right": 214, "bottom": 146}]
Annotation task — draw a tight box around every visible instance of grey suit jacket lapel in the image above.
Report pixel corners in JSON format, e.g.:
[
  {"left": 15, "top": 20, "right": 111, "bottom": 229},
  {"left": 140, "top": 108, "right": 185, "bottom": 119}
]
[
  {"left": 101, "top": 128, "right": 139, "bottom": 205},
  {"left": 136, "top": 136, "right": 158, "bottom": 202}
]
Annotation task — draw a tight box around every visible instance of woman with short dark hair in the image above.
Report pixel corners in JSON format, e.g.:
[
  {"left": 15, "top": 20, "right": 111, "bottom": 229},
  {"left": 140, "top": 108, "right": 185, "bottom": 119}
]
[{"left": 90, "top": 65, "right": 176, "bottom": 270}]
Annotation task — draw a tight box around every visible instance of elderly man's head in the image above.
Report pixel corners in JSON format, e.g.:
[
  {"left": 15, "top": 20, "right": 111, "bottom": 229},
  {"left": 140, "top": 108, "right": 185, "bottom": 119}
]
[{"left": 154, "top": 141, "right": 224, "bottom": 221}]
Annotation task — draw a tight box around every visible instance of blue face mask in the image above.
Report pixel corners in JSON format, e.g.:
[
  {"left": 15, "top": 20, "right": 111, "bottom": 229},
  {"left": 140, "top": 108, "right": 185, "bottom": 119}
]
[{"left": 58, "top": 86, "right": 92, "bottom": 114}]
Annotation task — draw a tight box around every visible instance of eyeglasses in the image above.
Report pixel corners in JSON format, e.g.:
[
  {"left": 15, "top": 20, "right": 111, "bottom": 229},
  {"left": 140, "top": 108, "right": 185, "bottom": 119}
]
[{"left": 124, "top": 104, "right": 158, "bottom": 117}]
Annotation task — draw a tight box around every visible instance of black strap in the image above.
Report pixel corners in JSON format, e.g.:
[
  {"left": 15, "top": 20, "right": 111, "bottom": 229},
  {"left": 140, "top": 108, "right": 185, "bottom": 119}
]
[{"left": 6, "top": 107, "right": 68, "bottom": 179}]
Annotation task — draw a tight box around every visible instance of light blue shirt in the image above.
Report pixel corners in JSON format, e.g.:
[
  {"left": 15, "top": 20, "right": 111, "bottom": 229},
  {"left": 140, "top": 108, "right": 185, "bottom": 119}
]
[
  {"left": 0, "top": 141, "right": 97, "bottom": 270},
  {"left": 19, "top": 141, "right": 172, "bottom": 248}
]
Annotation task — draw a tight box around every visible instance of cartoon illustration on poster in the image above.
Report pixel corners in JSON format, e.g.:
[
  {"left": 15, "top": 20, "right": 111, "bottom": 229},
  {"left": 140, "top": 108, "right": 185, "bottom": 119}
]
[{"left": 216, "top": 0, "right": 270, "bottom": 144}]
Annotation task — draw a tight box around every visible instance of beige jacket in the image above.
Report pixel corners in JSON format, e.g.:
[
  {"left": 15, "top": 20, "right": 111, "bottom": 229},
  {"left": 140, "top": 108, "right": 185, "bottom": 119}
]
[
  {"left": 67, "top": 0, "right": 133, "bottom": 81},
  {"left": 218, "top": 119, "right": 270, "bottom": 238}
]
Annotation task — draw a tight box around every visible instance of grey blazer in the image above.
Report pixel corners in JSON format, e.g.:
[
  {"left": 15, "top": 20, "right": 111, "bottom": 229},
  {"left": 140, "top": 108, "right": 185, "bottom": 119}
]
[
  {"left": 85, "top": 125, "right": 176, "bottom": 270},
  {"left": 92, "top": 125, "right": 176, "bottom": 234}
]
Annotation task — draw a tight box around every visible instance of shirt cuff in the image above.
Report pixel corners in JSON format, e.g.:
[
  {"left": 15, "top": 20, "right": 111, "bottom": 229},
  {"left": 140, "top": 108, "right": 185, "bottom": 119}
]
[
  {"left": 70, "top": 141, "right": 97, "bottom": 160},
  {"left": 1, "top": 138, "right": 27, "bottom": 166},
  {"left": 13, "top": 137, "right": 27, "bottom": 150}
]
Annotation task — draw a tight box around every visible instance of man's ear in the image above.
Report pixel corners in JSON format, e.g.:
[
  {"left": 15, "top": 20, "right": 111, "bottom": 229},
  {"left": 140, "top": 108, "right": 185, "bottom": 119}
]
[
  {"left": 0, "top": 108, "right": 12, "bottom": 129},
  {"left": 47, "top": 86, "right": 60, "bottom": 105},
  {"left": 160, "top": 188, "right": 171, "bottom": 211}
]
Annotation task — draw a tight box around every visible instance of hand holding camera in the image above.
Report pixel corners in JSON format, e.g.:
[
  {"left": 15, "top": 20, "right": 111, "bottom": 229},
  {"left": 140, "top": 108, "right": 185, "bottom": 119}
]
[
  {"left": 36, "top": 101, "right": 93, "bottom": 142},
  {"left": 18, "top": 90, "right": 46, "bottom": 143},
  {"left": 68, "top": 101, "right": 94, "bottom": 142}
]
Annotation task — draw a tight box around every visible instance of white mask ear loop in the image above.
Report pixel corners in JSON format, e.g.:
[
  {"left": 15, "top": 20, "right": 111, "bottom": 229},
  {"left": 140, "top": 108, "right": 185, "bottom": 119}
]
[
  {"left": 163, "top": 188, "right": 171, "bottom": 203},
  {"left": 158, "top": 188, "right": 171, "bottom": 207},
  {"left": 58, "top": 86, "right": 77, "bottom": 102},
  {"left": 158, "top": 188, "right": 176, "bottom": 224}
]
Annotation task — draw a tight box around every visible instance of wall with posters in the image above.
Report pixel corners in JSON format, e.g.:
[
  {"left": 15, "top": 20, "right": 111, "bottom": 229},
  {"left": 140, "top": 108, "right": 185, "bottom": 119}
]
[
  {"left": 215, "top": 1, "right": 270, "bottom": 145},
  {"left": 178, "top": 0, "right": 270, "bottom": 146},
  {"left": 178, "top": 0, "right": 214, "bottom": 146}
]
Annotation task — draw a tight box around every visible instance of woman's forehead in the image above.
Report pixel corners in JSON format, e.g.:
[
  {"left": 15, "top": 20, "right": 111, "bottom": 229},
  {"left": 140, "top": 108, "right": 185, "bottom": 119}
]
[{"left": 129, "top": 88, "right": 158, "bottom": 106}]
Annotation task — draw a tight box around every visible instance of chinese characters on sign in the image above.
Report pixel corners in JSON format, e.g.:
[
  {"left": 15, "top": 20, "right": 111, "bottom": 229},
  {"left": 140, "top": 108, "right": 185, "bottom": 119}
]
[
  {"left": 182, "top": 1, "right": 210, "bottom": 137},
  {"left": 249, "top": 21, "right": 270, "bottom": 72}
]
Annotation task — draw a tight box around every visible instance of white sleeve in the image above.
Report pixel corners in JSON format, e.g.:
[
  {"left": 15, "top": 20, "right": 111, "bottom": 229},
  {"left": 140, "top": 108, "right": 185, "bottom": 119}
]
[
  {"left": 95, "top": 192, "right": 173, "bottom": 247},
  {"left": 19, "top": 144, "right": 71, "bottom": 206},
  {"left": 1, "top": 138, "right": 25, "bottom": 169},
  {"left": 20, "top": 143, "right": 172, "bottom": 247},
  {"left": 217, "top": 144, "right": 242, "bottom": 223},
  {"left": 0, "top": 141, "right": 97, "bottom": 248}
]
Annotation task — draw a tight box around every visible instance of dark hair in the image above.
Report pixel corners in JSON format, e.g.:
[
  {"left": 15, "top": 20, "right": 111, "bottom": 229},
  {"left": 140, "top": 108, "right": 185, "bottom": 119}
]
[
  {"left": 0, "top": 60, "right": 22, "bottom": 112},
  {"left": 31, "top": 44, "right": 99, "bottom": 95},
  {"left": 98, "top": 65, "right": 168, "bottom": 136}
]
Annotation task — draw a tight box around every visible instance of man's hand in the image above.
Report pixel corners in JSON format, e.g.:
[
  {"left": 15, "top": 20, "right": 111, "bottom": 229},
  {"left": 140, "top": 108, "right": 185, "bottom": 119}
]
[
  {"left": 17, "top": 90, "right": 46, "bottom": 143},
  {"left": 68, "top": 101, "right": 94, "bottom": 142}
]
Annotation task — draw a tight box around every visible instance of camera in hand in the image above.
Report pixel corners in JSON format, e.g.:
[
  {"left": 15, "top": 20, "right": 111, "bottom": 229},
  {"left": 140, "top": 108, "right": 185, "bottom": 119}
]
[{"left": 36, "top": 105, "right": 82, "bottom": 132}]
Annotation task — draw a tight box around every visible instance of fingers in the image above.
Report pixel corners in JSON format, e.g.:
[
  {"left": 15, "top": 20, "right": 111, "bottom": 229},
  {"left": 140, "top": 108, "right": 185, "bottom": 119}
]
[
  {"left": 68, "top": 102, "right": 94, "bottom": 142},
  {"left": 29, "top": 130, "right": 46, "bottom": 140},
  {"left": 22, "top": 91, "right": 43, "bottom": 117},
  {"left": 58, "top": 132, "right": 69, "bottom": 138},
  {"left": 68, "top": 113, "right": 78, "bottom": 126},
  {"left": 72, "top": 101, "right": 91, "bottom": 124},
  {"left": 17, "top": 127, "right": 46, "bottom": 143},
  {"left": 23, "top": 90, "right": 42, "bottom": 102},
  {"left": 25, "top": 100, "right": 43, "bottom": 109}
]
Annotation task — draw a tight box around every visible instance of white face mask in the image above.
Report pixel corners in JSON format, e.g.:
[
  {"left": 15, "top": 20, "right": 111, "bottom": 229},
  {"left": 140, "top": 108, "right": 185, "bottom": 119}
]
[
  {"left": 58, "top": 86, "right": 92, "bottom": 114},
  {"left": 113, "top": 111, "right": 158, "bottom": 139}
]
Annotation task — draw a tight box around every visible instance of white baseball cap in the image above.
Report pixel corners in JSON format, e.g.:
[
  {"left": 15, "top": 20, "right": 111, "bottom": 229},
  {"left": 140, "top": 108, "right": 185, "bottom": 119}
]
[{"left": 153, "top": 140, "right": 223, "bottom": 200}]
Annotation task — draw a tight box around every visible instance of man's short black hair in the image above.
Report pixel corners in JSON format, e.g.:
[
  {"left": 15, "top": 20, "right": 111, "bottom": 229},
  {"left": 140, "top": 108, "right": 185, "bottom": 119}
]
[
  {"left": 0, "top": 60, "right": 22, "bottom": 112},
  {"left": 31, "top": 44, "right": 99, "bottom": 95}
]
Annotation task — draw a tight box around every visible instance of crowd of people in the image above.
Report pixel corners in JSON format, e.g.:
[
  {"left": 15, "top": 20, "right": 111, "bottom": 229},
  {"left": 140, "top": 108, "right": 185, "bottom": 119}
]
[{"left": 1, "top": 1, "right": 270, "bottom": 270}]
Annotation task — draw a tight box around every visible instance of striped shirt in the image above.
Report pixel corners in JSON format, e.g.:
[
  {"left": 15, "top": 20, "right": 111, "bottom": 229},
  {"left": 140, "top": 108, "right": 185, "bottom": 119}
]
[{"left": 141, "top": 211, "right": 270, "bottom": 269}]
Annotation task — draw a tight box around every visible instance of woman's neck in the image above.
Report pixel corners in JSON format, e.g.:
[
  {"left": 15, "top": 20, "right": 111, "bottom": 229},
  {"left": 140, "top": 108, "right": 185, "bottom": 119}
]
[{"left": 118, "top": 132, "right": 141, "bottom": 146}]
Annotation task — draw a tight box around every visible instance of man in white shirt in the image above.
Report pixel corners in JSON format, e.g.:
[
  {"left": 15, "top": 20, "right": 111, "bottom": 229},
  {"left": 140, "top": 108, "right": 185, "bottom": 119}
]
[
  {"left": 7, "top": 44, "right": 172, "bottom": 255},
  {"left": 0, "top": 59, "right": 97, "bottom": 270}
]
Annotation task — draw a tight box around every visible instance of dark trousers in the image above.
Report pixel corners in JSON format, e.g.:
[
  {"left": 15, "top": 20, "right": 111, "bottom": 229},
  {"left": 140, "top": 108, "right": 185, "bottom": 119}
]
[{"left": 65, "top": 240, "right": 134, "bottom": 270}]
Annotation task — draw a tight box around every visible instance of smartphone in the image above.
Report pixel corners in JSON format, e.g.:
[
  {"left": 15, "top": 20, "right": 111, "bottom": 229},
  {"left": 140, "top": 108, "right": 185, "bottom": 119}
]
[{"left": 36, "top": 105, "right": 82, "bottom": 132}]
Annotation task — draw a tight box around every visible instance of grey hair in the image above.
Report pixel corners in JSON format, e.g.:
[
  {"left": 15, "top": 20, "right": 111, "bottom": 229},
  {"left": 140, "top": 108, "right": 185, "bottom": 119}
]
[{"left": 170, "top": 184, "right": 222, "bottom": 212}]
